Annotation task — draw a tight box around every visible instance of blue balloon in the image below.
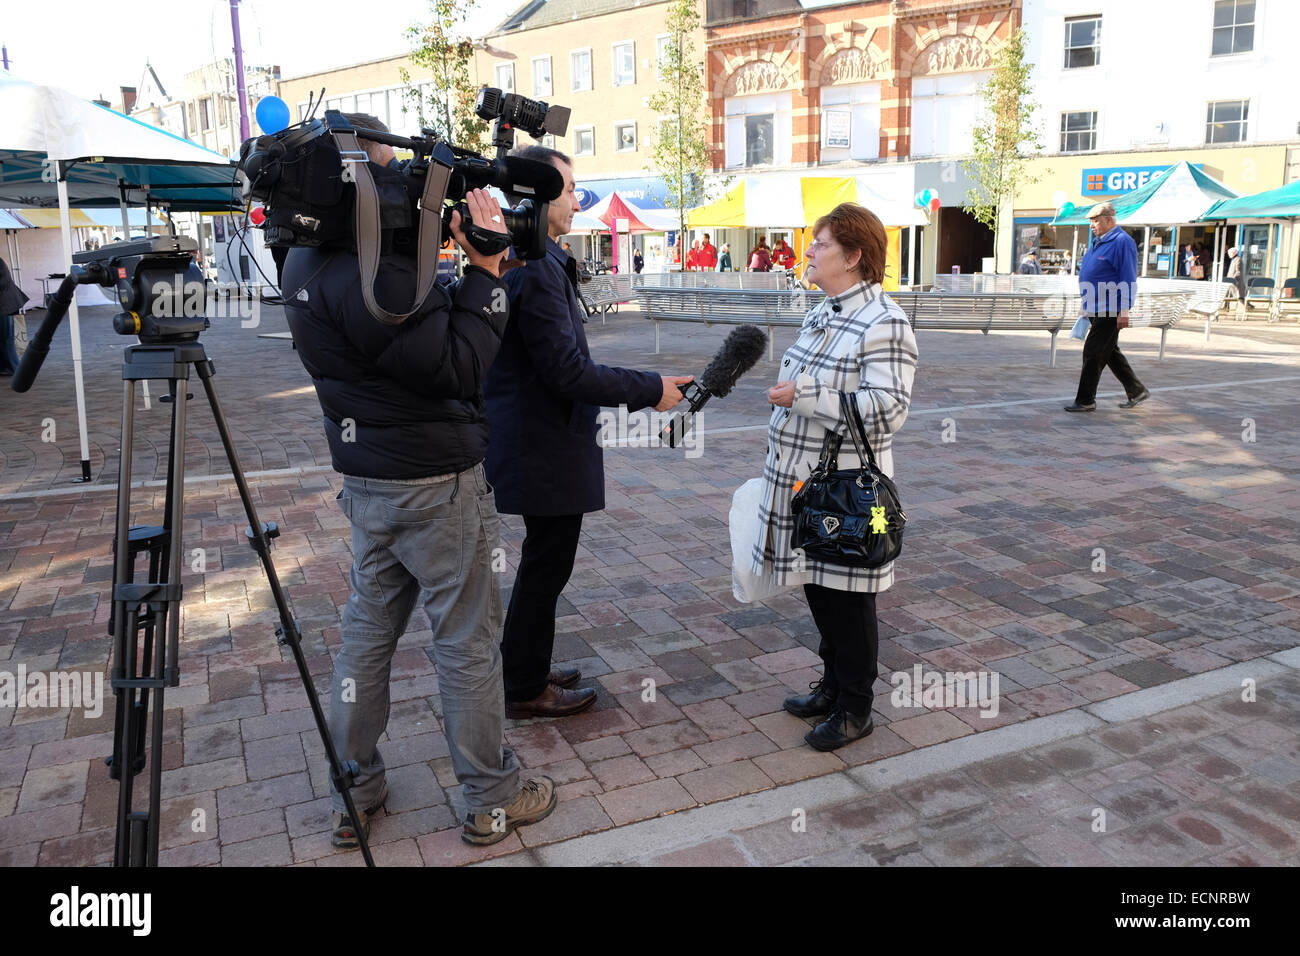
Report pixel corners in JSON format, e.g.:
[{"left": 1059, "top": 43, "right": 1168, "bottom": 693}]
[{"left": 255, "top": 96, "right": 291, "bottom": 135}]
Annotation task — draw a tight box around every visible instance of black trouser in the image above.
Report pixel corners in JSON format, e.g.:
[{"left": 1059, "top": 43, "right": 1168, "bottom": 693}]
[
  {"left": 500, "top": 513, "right": 584, "bottom": 702},
  {"left": 804, "top": 584, "right": 879, "bottom": 718},
  {"left": 1075, "top": 315, "right": 1145, "bottom": 405}
]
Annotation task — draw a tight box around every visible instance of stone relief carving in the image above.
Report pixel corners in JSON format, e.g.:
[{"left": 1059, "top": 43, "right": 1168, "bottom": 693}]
[
  {"left": 825, "top": 47, "right": 888, "bottom": 84},
  {"left": 916, "top": 35, "right": 993, "bottom": 74},
  {"left": 727, "top": 60, "right": 786, "bottom": 96}
]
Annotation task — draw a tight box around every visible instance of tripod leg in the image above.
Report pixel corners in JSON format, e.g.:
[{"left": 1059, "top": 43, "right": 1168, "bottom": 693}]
[
  {"left": 195, "top": 364, "right": 375, "bottom": 867},
  {"left": 111, "top": 378, "right": 139, "bottom": 867},
  {"left": 144, "top": 378, "right": 189, "bottom": 866}
]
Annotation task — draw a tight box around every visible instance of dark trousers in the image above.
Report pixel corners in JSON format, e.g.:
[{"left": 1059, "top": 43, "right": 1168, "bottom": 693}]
[
  {"left": 500, "top": 513, "right": 584, "bottom": 702},
  {"left": 804, "top": 584, "right": 879, "bottom": 717},
  {"left": 1075, "top": 315, "right": 1145, "bottom": 405}
]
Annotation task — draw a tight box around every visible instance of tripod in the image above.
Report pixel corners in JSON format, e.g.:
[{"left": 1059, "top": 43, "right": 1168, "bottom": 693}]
[{"left": 106, "top": 339, "right": 375, "bottom": 866}]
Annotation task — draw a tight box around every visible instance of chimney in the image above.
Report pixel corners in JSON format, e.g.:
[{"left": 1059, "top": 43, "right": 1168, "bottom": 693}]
[{"left": 120, "top": 85, "right": 138, "bottom": 114}]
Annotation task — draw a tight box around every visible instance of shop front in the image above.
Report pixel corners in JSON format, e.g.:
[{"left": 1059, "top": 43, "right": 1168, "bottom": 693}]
[{"left": 1014, "top": 145, "right": 1289, "bottom": 280}]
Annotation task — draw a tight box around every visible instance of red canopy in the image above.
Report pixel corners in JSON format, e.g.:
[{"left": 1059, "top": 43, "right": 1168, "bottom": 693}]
[{"left": 596, "top": 192, "right": 657, "bottom": 234}]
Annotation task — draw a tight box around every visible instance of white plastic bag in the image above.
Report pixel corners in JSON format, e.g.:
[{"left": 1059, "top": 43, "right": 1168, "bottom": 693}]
[
  {"left": 730, "top": 478, "right": 788, "bottom": 603},
  {"left": 1069, "top": 316, "right": 1090, "bottom": 340}
]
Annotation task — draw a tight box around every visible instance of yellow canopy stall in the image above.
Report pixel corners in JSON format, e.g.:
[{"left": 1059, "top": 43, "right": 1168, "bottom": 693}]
[{"left": 690, "top": 176, "right": 916, "bottom": 291}]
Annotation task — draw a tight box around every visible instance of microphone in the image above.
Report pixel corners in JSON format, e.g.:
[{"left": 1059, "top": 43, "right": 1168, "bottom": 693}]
[
  {"left": 661, "top": 324, "right": 768, "bottom": 448},
  {"left": 498, "top": 156, "right": 564, "bottom": 202}
]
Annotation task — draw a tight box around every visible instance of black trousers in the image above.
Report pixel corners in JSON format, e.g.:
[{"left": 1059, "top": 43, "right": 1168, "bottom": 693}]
[
  {"left": 500, "top": 513, "right": 584, "bottom": 702},
  {"left": 803, "top": 584, "right": 879, "bottom": 717},
  {"left": 1074, "top": 315, "right": 1145, "bottom": 405}
]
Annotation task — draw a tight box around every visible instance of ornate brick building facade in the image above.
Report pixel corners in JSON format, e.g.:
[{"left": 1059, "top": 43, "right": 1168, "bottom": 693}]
[{"left": 705, "top": 0, "right": 1019, "bottom": 170}]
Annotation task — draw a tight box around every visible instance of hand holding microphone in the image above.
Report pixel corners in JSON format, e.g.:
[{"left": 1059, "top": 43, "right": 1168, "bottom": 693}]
[
  {"left": 661, "top": 325, "right": 768, "bottom": 448},
  {"left": 657, "top": 375, "right": 695, "bottom": 412}
]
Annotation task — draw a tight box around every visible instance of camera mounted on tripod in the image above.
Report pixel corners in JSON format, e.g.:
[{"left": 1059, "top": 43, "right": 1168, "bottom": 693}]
[{"left": 236, "top": 86, "right": 570, "bottom": 324}]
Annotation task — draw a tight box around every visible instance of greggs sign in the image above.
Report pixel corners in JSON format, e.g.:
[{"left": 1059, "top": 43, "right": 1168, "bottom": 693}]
[{"left": 1081, "top": 164, "right": 1203, "bottom": 196}]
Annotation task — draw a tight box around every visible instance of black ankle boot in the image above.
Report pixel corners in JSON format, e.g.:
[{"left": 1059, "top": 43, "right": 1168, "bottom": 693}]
[
  {"left": 805, "top": 707, "right": 874, "bottom": 751},
  {"left": 783, "top": 679, "right": 838, "bottom": 718}
]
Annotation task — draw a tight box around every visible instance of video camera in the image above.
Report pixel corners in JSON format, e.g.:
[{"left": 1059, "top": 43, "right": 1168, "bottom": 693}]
[{"left": 235, "top": 87, "right": 569, "bottom": 324}]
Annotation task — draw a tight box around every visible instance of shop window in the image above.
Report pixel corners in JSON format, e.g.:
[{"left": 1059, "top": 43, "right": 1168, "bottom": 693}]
[
  {"left": 1212, "top": 0, "right": 1254, "bottom": 56},
  {"left": 745, "top": 115, "right": 774, "bottom": 167},
  {"left": 820, "top": 83, "right": 881, "bottom": 162},
  {"left": 1059, "top": 111, "right": 1097, "bottom": 153},
  {"left": 1064, "top": 16, "right": 1101, "bottom": 69},
  {"left": 1206, "top": 99, "right": 1248, "bottom": 143},
  {"left": 724, "top": 92, "right": 792, "bottom": 168}
]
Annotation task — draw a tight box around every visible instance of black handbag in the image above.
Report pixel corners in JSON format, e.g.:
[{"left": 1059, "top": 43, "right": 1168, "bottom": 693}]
[{"left": 790, "top": 391, "right": 905, "bottom": 568}]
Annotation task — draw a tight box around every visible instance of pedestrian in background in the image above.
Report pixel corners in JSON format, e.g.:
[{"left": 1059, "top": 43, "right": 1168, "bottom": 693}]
[
  {"left": 698, "top": 234, "right": 718, "bottom": 270},
  {"left": 717, "top": 243, "right": 733, "bottom": 272},
  {"left": 1227, "top": 245, "right": 1246, "bottom": 301},
  {"left": 0, "top": 255, "right": 28, "bottom": 376},
  {"left": 749, "top": 237, "right": 771, "bottom": 272},
  {"left": 1018, "top": 251, "right": 1041, "bottom": 274},
  {"left": 1066, "top": 202, "right": 1149, "bottom": 413},
  {"left": 633, "top": 248, "right": 644, "bottom": 274}
]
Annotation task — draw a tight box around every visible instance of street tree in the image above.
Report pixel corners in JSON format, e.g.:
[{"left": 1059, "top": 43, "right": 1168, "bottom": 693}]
[
  {"left": 401, "top": 0, "right": 488, "bottom": 151},
  {"left": 647, "top": 0, "right": 712, "bottom": 254},
  {"left": 962, "top": 28, "right": 1044, "bottom": 271}
]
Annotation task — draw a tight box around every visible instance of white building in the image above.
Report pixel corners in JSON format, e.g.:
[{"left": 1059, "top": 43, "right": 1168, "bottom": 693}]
[{"left": 1014, "top": 0, "right": 1300, "bottom": 277}]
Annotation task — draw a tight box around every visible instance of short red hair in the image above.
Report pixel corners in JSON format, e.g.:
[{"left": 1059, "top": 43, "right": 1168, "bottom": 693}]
[{"left": 813, "top": 203, "right": 887, "bottom": 286}]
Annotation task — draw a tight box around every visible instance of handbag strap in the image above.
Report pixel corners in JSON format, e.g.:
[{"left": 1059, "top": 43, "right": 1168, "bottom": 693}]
[{"left": 838, "top": 391, "right": 881, "bottom": 473}]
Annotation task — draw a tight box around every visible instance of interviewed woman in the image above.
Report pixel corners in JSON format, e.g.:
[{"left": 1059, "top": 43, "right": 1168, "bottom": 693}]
[{"left": 756, "top": 203, "right": 918, "bottom": 751}]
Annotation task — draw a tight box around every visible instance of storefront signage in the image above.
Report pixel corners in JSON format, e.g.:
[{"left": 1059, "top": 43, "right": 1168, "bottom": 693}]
[{"left": 1081, "top": 164, "right": 1202, "bottom": 197}]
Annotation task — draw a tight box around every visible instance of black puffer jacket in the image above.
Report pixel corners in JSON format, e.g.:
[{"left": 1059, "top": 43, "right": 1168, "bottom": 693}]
[{"left": 282, "top": 246, "right": 509, "bottom": 479}]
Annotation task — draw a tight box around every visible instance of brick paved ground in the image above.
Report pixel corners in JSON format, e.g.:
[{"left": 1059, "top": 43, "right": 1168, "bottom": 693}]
[
  {"left": 1, "top": 299, "right": 1297, "bottom": 866},
  {"left": 515, "top": 673, "right": 1299, "bottom": 867}
]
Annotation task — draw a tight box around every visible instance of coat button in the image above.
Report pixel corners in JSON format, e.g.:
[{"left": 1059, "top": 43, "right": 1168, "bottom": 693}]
[
  {"left": 799, "top": 365, "right": 807, "bottom": 372},
  {"left": 783, "top": 359, "right": 790, "bottom": 366}
]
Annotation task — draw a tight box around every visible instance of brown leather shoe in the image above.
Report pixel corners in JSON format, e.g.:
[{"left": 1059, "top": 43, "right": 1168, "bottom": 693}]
[
  {"left": 506, "top": 684, "right": 597, "bottom": 719},
  {"left": 547, "top": 666, "right": 581, "bottom": 689}
]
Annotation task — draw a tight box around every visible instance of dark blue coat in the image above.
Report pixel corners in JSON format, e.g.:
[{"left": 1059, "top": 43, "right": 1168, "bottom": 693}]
[{"left": 485, "top": 238, "right": 661, "bottom": 515}]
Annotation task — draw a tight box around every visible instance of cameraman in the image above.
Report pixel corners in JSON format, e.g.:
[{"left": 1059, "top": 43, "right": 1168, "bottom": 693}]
[{"left": 282, "top": 183, "right": 555, "bottom": 849}]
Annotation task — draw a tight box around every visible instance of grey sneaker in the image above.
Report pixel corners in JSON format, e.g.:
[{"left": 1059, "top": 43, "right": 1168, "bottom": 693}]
[
  {"left": 462, "top": 775, "right": 557, "bottom": 846},
  {"left": 331, "top": 779, "right": 389, "bottom": 850}
]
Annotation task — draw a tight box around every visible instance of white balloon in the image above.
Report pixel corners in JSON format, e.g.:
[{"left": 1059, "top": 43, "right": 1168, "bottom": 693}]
[{"left": 1052, "top": 190, "right": 1068, "bottom": 208}]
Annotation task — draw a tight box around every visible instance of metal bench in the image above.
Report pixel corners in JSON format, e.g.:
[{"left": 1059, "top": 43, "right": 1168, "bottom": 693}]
[
  {"left": 1184, "top": 282, "right": 1237, "bottom": 339},
  {"left": 636, "top": 286, "right": 1195, "bottom": 366},
  {"left": 579, "top": 274, "right": 634, "bottom": 320}
]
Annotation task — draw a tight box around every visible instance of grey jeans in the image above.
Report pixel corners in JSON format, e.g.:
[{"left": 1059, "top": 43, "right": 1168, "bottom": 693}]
[{"left": 328, "top": 463, "right": 520, "bottom": 815}]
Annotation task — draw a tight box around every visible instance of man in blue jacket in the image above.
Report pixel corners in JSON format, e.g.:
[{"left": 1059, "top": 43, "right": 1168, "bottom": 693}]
[
  {"left": 1066, "top": 201, "right": 1150, "bottom": 413},
  {"left": 284, "top": 185, "right": 555, "bottom": 849},
  {"left": 485, "top": 146, "right": 692, "bottom": 719}
]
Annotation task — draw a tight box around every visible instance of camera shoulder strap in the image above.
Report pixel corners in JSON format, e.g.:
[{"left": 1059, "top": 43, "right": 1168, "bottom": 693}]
[{"left": 333, "top": 129, "right": 449, "bottom": 326}]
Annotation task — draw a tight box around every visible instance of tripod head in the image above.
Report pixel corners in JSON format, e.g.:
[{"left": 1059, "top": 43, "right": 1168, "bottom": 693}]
[{"left": 11, "top": 236, "right": 207, "bottom": 393}]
